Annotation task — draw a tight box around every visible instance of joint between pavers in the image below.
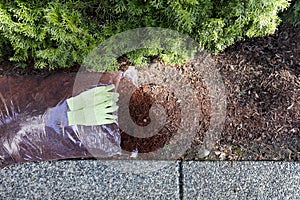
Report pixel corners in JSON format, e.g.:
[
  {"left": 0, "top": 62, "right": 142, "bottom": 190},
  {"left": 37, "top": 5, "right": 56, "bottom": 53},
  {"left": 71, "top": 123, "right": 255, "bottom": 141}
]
[{"left": 178, "top": 160, "right": 184, "bottom": 200}]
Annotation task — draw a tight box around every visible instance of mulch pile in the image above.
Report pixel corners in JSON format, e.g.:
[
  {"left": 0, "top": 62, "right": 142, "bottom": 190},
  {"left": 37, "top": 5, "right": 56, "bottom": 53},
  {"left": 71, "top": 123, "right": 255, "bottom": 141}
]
[
  {"left": 211, "top": 25, "right": 299, "bottom": 161},
  {"left": 118, "top": 25, "right": 299, "bottom": 161},
  {"left": 0, "top": 25, "right": 298, "bottom": 161}
]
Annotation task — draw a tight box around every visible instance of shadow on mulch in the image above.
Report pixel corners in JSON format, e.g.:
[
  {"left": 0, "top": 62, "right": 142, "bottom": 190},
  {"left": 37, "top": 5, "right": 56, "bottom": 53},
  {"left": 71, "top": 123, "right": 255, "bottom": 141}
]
[
  {"left": 209, "top": 24, "right": 299, "bottom": 161},
  {"left": 0, "top": 25, "right": 298, "bottom": 161}
]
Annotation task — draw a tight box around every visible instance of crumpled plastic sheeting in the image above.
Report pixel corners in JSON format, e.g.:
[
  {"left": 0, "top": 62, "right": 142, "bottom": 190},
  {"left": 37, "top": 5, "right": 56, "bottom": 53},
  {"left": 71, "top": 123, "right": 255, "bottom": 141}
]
[{"left": 0, "top": 72, "right": 123, "bottom": 168}]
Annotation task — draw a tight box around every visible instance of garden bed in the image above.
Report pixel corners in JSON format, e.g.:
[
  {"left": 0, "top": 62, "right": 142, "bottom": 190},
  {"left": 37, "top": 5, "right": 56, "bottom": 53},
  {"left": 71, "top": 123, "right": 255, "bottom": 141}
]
[
  {"left": 0, "top": 25, "right": 299, "bottom": 162},
  {"left": 211, "top": 25, "right": 299, "bottom": 161}
]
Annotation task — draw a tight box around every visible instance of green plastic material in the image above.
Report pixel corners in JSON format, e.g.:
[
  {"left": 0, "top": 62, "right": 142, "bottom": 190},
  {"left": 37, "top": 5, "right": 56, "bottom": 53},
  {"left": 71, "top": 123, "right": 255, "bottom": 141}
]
[{"left": 66, "top": 84, "right": 119, "bottom": 126}]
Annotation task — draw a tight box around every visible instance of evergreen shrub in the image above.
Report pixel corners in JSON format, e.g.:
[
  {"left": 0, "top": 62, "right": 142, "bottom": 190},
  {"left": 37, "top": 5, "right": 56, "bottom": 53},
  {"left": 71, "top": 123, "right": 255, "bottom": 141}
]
[
  {"left": 280, "top": 0, "right": 300, "bottom": 26},
  {"left": 0, "top": 0, "right": 291, "bottom": 70}
]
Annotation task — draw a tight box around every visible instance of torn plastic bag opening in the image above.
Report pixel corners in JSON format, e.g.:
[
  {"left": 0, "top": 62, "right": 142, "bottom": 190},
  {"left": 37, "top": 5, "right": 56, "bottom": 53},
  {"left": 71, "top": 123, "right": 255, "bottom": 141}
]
[{"left": 0, "top": 72, "right": 123, "bottom": 168}]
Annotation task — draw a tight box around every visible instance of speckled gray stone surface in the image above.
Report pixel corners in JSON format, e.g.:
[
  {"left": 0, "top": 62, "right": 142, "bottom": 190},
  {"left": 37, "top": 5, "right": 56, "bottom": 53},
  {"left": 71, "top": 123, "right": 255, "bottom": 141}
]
[
  {"left": 1, "top": 161, "right": 299, "bottom": 199},
  {"left": 183, "top": 161, "right": 300, "bottom": 200},
  {"left": 0, "top": 160, "right": 179, "bottom": 199}
]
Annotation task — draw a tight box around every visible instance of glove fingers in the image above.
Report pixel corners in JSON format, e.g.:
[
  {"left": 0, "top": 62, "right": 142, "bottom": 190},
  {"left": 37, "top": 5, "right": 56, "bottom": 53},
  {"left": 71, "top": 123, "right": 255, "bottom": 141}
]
[
  {"left": 83, "top": 112, "right": 118, "bottom": 126},
  {"left": 82, "top": 84, "right": 115, "bottom": 97},
  {"left": 93, "top": 99, "right": 118, "bottom": 109},
  {"left": 66, "top": 84, "right": 119, "bottom": 126},
  {"left": 67, "top": 85, "right": 117, "bottom": 111},
  {"left": 99, "top": 104, "right": 119, "bottom": 113},
  {"left": 93, "top": 92, "right": 119, "bottom": 106},
  {"left": 94, "top": 84, "right": 115, "bottom": 94},
  {"left": 83, "top": 104, "right": 118, "bottom": 118},
  {"left": 98, "top": 113, "right": 118, "bottom": 121}
]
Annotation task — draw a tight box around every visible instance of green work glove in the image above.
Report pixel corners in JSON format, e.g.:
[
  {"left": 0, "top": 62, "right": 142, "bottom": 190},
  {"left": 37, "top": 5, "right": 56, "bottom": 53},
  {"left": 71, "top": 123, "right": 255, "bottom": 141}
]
[
  {"left": 66, "top": 84, "right": 119, "bottom": 126},
  {"left": 66, "top": 84, "right": 117, "bottom": 111}
]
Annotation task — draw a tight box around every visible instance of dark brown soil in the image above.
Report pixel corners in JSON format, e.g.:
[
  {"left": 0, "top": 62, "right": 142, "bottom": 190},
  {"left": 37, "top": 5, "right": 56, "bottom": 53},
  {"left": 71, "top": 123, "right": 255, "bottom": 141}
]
[
  {"left": 117, "top": 25, "right": 299, "bottom": 161},
  {"left": 118, "top": 80, "right": 181, "bottom": 154},
  {"left": 117, "top": 62, "right": 212, "bottom": 159},
  {"left": 0, "top": 24, "right": 299, "bottom": 161},
  {"left": 211, "top": 25, "right": 300, "bottom": 161}
]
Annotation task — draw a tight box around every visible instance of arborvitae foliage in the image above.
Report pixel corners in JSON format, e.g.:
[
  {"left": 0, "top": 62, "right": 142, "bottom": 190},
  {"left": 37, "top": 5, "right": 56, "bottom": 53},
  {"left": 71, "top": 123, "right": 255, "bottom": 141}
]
[
  {"left": 280, "top": 0, "right": 300, "bottom": 26},
  {"left": 0, "top": 0, "right": 291, "bottom": 70},
  {"left": 0, "top": 0, "right": 101, "bottom": 69}
]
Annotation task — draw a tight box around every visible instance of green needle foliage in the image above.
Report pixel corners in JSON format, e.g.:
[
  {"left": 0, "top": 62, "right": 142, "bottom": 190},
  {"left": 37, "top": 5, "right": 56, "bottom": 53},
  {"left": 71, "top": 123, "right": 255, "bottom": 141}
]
[
  {"left": 0, "top": 0, "right": 292, "bottom": 70},
  {"left": 280, "top": 0, "right": 300, "bottom": 26},
  {"left": 0, "top": 0, "right": 101, "bottom": 69}
]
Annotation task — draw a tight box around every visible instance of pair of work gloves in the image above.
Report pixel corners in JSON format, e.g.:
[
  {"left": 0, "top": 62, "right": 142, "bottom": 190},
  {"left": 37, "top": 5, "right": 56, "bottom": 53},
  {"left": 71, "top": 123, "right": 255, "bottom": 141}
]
[{"left": 66, "top": 84, "right": 119, "bottom": 126}]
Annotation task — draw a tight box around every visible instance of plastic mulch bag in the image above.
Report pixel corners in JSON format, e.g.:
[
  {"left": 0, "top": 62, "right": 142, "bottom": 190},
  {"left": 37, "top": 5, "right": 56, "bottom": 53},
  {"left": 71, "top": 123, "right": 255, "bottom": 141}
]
[{"left": 0, "top": 72, "right": 123, "bottom": 168}]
